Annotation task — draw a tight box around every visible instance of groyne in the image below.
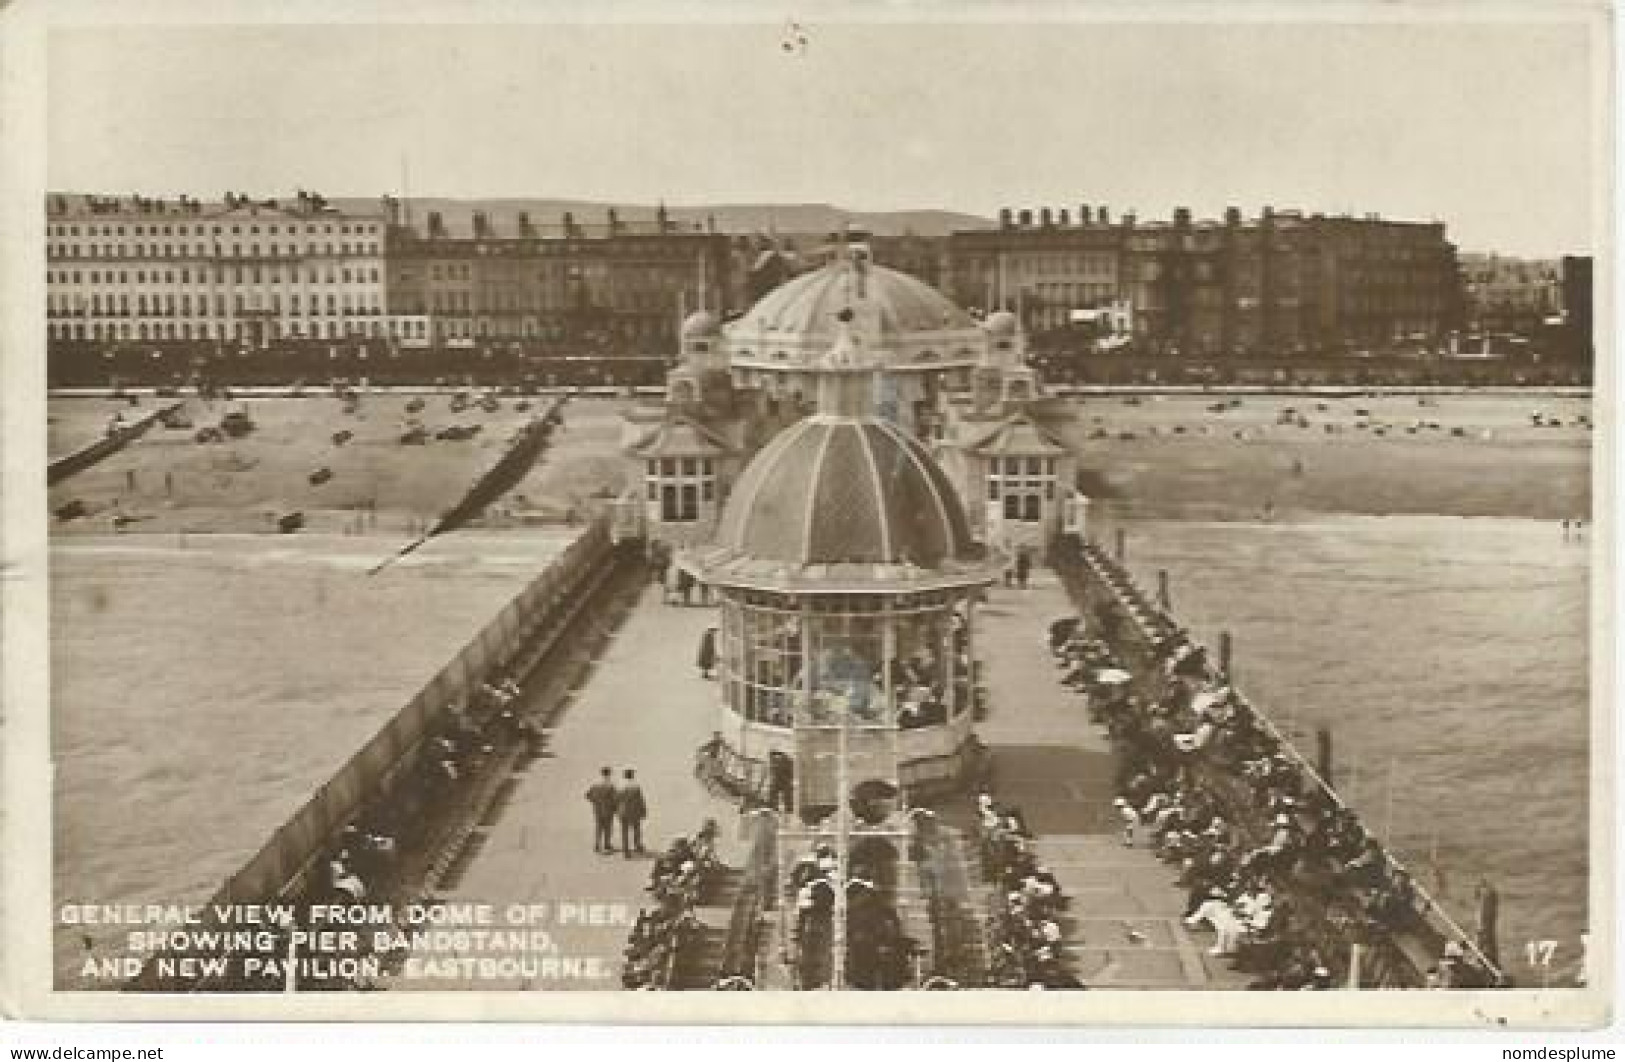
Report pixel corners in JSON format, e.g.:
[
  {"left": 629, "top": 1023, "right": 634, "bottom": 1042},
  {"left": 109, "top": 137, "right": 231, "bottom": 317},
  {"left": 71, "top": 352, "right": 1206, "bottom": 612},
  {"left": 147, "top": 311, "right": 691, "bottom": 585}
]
[{"left": 48, "top": 402, "right": 182, "bottom": 486}]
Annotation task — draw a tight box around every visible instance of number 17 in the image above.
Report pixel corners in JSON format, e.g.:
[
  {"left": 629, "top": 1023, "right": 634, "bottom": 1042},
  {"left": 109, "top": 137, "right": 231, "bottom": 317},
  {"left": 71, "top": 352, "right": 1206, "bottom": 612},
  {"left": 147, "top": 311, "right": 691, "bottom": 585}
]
[{"left": 1526, "top": 939, "right": 1558, "bottom": 967}]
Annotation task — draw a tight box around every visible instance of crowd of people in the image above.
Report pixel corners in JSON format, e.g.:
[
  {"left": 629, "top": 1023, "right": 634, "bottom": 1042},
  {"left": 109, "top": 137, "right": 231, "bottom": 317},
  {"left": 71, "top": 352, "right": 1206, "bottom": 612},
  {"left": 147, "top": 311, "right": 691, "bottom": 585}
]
[
  {"left": 975, "top": 794, "right": 1083, "bottom": 990},
  {"left": 707, "top": 603, "right": 975, "bottom": 733},
  {"left": 1050, "top": 540, "right": 1502, "bottom": 990},
  {"left": 183, "top": 667, "right": 546, "bottom": 991},
  {"left": 416, "top": 680, "right": 535, "bottom": 798},
  {"left": 620, "top": 821, "right": 721, "bottom": 989},
  {"left": 788, "top": 839, "right": 916, "bottom": 990}
]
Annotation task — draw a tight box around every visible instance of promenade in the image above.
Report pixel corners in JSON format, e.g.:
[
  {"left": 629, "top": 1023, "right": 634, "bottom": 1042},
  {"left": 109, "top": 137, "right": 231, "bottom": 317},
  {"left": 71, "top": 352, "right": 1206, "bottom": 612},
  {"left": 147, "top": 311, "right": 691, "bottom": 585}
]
[
  {"left": 386, "top": 580, "right": 733, "bottom": 992},
  {"left": 968, "top": 573, "right": 1251, "bottom": 989}
]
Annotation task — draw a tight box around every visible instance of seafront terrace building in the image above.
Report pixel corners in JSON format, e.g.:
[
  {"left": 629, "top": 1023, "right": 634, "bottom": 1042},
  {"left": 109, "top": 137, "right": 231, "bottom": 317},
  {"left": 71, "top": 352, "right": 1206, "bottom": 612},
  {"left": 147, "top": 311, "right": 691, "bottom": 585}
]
[
  {"left": 945, "top": 205, "right": 1465, "bottom": 358},
  {"left": 383, "top": 205, "right": 738, "bottom": 351},
  {"left": 45, "top": 192, "right": 407, "bottom": 349}
]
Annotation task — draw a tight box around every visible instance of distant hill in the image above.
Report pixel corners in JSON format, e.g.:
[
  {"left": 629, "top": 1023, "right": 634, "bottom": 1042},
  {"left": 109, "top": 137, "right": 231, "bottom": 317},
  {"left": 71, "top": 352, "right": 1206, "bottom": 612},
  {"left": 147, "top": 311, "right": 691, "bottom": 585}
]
[{"left": 329, "top": 196, "right": 993, "bottom": 238}]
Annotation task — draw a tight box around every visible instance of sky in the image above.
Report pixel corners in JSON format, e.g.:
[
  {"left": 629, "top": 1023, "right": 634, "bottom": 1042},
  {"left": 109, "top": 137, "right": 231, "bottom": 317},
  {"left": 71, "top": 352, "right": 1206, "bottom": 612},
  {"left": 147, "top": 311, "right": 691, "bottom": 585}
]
[{"left": 44, "top": 11, "right": 1604, "bottom": 257}]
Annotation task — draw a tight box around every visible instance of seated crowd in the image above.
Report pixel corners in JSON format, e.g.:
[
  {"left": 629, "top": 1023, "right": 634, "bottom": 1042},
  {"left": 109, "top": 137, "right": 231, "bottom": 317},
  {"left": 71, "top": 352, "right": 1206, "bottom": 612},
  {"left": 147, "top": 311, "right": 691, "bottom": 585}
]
[
  {"left": 242, "top": 667, "right": 541, "bottom": 990},
  {"left": 976, "top": 793, "right": 1083, "bottom": 990},
  {"left": 621, "top": 820, "right": 721, "bottom": 989},
  {"left": 788, "top": 839, "right": 915, "bottom": 990},
  {"left": 1049, "top": 544, "right": 1499, "bottom": 989}
]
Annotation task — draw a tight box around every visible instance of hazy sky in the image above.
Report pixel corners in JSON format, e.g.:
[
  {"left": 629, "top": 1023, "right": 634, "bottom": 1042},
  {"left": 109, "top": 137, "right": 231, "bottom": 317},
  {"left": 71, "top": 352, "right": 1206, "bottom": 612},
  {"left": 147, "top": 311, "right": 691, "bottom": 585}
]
[{"left": 46, "top": 14, "right": 1602, "bottom": 256}]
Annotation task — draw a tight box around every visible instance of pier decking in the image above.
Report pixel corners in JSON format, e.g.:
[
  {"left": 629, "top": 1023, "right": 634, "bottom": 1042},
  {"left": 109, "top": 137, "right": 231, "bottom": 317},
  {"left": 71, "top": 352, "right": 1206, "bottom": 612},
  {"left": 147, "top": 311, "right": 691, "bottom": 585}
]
[
  {"left": 384, "top": 567, "right": 1250, "bottom": 991},
  {"left": 382, "top": 581, "right": 737, "bottom": 991},
  {"left": 968, "top": 572, "right": 1252, "bottom": 990}
]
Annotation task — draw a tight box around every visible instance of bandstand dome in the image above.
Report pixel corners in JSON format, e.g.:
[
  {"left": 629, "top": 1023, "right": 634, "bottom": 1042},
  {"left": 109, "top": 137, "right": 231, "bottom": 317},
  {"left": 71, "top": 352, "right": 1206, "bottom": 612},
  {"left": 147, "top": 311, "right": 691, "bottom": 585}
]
[{"left": 698, "top": 414, "right": 993, "bottom": 591}]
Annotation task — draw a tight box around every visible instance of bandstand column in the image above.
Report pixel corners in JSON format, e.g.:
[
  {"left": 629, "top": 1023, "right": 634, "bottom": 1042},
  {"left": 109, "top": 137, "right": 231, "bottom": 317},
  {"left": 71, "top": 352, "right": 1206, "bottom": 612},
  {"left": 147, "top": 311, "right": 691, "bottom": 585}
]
[
  {"left": 797, "top": 597, "right": 811, "bottom": 823},
  {"left": 831, "top": 671, "right": 850, "bottom": 991},
  {"left": 882, "top": 605, "right": 896, "bottom": 727},
  {"left": 964, "top": 595, "right": 977, "bottom": 719},
  {"left": 884, "top": 603, "right": 905, "bottom": 812}
]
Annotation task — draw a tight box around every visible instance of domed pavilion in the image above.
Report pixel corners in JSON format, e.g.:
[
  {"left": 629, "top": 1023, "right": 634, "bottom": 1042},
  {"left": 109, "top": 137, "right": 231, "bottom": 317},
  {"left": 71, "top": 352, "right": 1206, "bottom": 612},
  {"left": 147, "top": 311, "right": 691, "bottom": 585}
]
[
  {"left": 686, "top": 315, "right": 1003, "bottom": 991},
  {"left": 617, "top": 241, "right": 1067, "bottom": 553},
  {"left": 686, "top": 345, "right": 1003, "bottom": 801},
  {"left": 615, "top": 238, "right": 1075, "bottom": 988}
]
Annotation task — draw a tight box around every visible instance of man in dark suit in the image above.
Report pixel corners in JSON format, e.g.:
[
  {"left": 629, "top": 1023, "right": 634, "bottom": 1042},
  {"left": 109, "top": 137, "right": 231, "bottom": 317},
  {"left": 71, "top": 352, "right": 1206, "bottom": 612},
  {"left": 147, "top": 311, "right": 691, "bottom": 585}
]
[
  {"left": 618, "top": 769, "right": 648, "bottom": 857},
  {"left": 585, "top": 768, "right": 619, "bottom": 853}
]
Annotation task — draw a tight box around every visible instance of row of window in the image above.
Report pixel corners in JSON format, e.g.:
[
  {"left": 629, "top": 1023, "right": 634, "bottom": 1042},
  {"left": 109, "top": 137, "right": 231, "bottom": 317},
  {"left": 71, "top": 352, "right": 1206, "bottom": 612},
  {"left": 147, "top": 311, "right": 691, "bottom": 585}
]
[
  {"left": 48, "top": 242, "right": 381, "bottom": 260},
  {"left": 646, "top": 457, "right": 719, "bottom": 522},
  {"left": 649, "top": 480, "right": 713, "bottom": 522},
  {"left": 426, "top": 317, "right": 670, "bottom": 342},
  {"left": 717, "top": 601, "right": 967, "bottom": 728},
  {"left": 49, "top": 266, "right": 382, "bottom": 286},
  {"left": 50, "top": 317, "right": 427, "bottom": 342},
  {"left": 48, "top": 221, "right": 380, "bottom": 238},
  {"left": 988, "top": 456, "right": 1057, "bottom": 524},
  {"left": 48, "top": 292, "right": 383, "bottom": 316},
  {"left": 412, "top": 262, "right": 694, "bottom": 285},
  {"left": 649, "top": 457, "right": 716, "bottom": 478},
  {"left": 1021, "top": 282, "right": 1118, "bottom": 307}
]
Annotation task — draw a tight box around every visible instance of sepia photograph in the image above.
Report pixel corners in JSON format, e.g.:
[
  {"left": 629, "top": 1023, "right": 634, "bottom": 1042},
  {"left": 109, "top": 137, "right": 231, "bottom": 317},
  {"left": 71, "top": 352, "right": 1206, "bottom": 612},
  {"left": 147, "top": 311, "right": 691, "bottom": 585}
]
[{"left": 1, "top": 0, "right": 1611, "bottom": 1027}]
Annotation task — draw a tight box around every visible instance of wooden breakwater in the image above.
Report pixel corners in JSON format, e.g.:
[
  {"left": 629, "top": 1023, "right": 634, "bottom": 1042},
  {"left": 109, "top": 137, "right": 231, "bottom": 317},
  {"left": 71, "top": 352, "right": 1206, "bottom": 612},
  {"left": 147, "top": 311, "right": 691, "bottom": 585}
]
[
  {"left": 1052, "top": 531, "right": 1506, "bottom": 989},
  {"left": 370, "top": 394, "right": 569, "bottom": 571},
  {"left": 47, "top": 402, "right": 183, "bottom": 486}
]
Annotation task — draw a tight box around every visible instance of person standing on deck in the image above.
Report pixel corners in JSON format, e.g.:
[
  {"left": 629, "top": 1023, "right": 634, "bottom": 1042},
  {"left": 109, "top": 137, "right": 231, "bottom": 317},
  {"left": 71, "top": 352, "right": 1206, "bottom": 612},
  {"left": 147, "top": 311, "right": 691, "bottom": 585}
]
[
  {"left": 618, "top": 769, "right": 649, "bottom": 857},
  {"left": 586, "top": 768, "right": 619, "bottom": 854},
  {"left": 697, "top": 627, "right": 718, "bottom": 679},
  {"left": 767, "top": 750, "right": 795, "bottom": 813}
]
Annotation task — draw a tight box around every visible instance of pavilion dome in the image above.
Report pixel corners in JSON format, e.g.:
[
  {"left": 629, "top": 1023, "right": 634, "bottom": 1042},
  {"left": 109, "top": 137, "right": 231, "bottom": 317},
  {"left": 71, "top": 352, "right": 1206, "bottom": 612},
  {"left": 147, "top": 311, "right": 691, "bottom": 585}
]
[
  {"left": 730, "top": 253, "right": 978, "bottom": 345},
  {"left": 711, "top": 415, "right": 976, "bottom": 570}
]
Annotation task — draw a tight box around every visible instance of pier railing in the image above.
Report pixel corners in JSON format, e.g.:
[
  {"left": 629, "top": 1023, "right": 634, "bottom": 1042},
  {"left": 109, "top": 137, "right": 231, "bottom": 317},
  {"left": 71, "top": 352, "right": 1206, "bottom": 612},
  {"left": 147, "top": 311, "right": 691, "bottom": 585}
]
[
  {"left": 125, "top": 512, "right": 620, "bottom": 991},
  {"left": 1052, "top": 532, "right": 1506, "bottom": 988}
]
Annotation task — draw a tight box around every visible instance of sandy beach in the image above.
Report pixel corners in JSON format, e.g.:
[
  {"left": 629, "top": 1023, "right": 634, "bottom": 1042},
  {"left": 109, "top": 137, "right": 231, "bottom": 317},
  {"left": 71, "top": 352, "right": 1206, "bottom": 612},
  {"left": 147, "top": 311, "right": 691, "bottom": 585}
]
[{"left": 1042, "top": 391, "right": 1591, "bottom": 521}]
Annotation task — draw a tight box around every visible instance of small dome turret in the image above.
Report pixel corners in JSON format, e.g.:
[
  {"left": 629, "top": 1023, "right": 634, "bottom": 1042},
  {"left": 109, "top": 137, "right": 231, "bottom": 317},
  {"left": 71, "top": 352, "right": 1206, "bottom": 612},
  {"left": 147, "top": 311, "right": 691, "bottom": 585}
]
[
  {"left": 681, "top": 310, "right": 721, "bottom": 338},
  {"left": 983, "top": 311, "right": 1018, "bottom": 337}
]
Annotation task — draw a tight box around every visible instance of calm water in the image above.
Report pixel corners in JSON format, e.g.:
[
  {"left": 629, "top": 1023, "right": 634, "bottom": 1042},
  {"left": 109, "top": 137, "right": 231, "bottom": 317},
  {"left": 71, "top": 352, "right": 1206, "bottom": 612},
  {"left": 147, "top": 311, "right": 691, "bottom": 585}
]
[
  {"left": 50, "top": 531, "right": 574, "bottom": 985},
  {"left": 1100, "top": 514, "right": 1591, "bottom": 982}
]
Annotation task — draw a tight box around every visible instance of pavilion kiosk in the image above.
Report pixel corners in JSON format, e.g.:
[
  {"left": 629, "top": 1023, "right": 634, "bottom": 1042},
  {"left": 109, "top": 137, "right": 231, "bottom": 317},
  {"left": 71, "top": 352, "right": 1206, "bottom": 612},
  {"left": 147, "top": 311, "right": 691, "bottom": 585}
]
[{"left": 686, "top": 333, "right": 1002, "bottom": 988}]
